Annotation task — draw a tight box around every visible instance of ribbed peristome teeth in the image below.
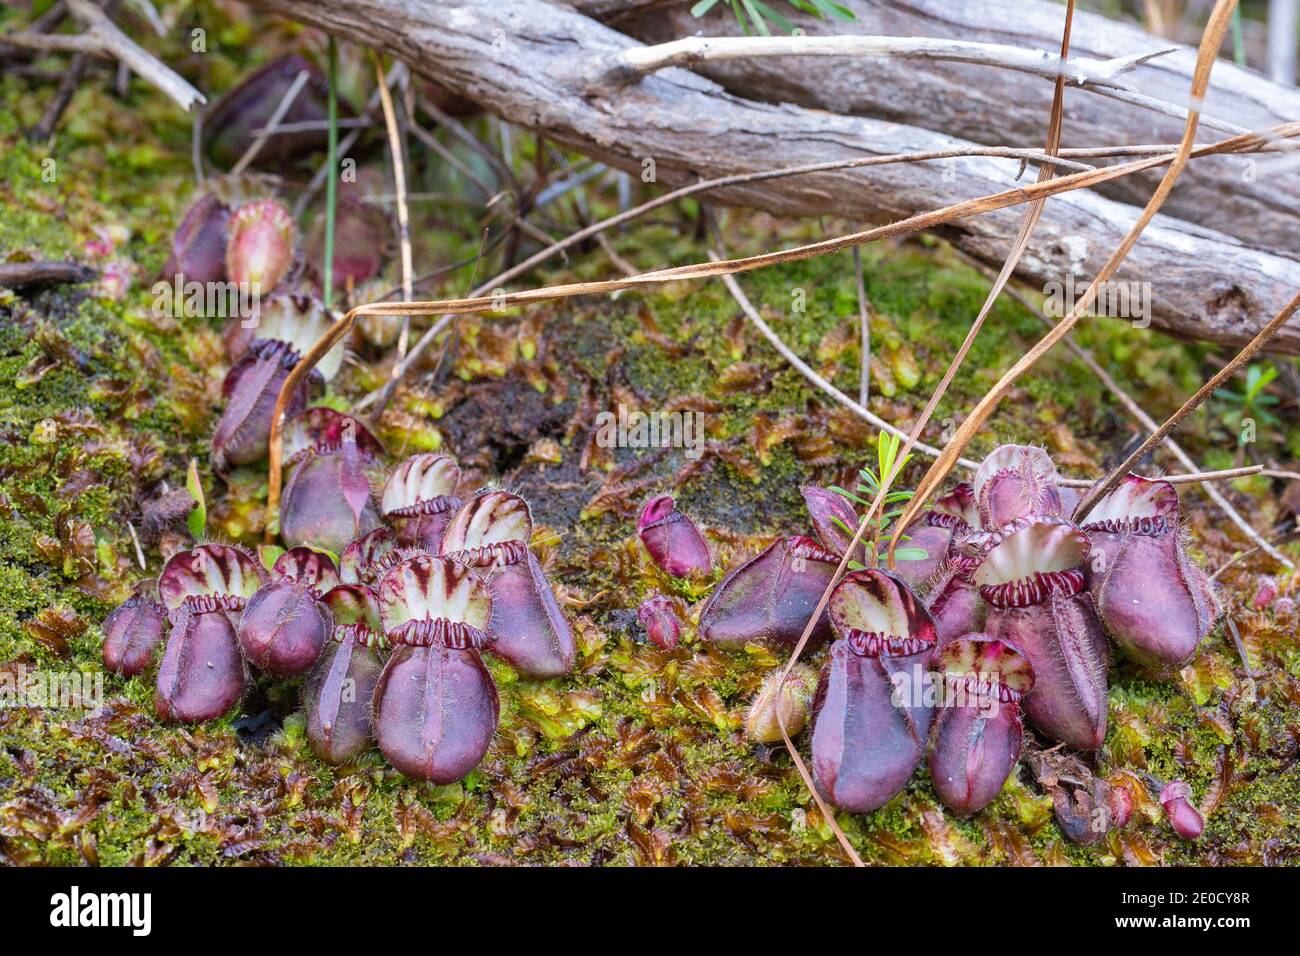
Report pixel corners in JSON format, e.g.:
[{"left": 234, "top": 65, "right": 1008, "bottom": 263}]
[
  {"left": 937, "top": 635, "right": 1036, "bottom": 701},
  {"left": 377, "top": 554, "right": 491, "bottom": 646},
  {"left": 381, "top": 453, "right": 461, "bottom": 516},
  {"left": 828, "top": 569, "right": 936, "bottom": 657},
  {"left": 442, "top": 491, "right": 532, "bottom": 553},
  {"left": 1079, "top": 473, "right": 1179, "bottom": 535},
  {"left": 973, "top": 520, "right": 1089, "bottom": 608},
  {"left": 158, "top": 544, "right": 265, "bottom": 611},
  {"left": 929, "top": 482, "right": 978, "bottom": 530}
]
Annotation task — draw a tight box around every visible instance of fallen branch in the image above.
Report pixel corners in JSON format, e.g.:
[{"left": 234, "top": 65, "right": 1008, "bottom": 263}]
[
  {"left": 26, "top": 0, "right": 121, "bottom": 144},
  {"left": 1073, "top": 290, "right": 1300, "bottom": 521},
  {"left": 954, "top": 247, "right": 1294, "bottom": 569},
  {"left": 586, "top": 0, "right": 1300, "bottom": 255},
  {"left": 243, "top": 0, "right": 1300, "bottom": 353},
  {"left": 598, "top": 33, "right": 1170, "bottom": 90},
  {"left": 592, "top": 34, "right": 1211, "bottom": 130},
  {"left": 4, "top": 0, "right": 205, "bottom": 111},
  {"left": 0, "top": 260, "right": 97, "bottom": 289},
  {"left": 28, "top": 46, "right": 91, "bottom": 142},
  {"left": 331, "top": 124, "right": 1293, "bottom": 325}
]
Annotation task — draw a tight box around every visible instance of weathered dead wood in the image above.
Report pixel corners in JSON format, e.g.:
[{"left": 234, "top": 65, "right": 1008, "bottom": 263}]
[
  {"left": 244, "top": 0, "right": 1300, "bottom": 353},
  {"left": 587, "top": 0, "right": 1300, "bottom": 256},
  {"left": 593, "top": 33, "right": 1183, "bottom": 104},
  {"left": 0, "top": 261, "right": 97, "bottom": 289},
  {"left": 4, "top": 0, "right": 204, "bottom": 110}
]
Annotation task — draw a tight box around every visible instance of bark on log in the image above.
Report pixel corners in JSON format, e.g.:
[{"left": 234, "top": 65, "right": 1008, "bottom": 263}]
[
  {"left": 244, "top": 0, "right": 1300, "bottom": 353},
  {"left": 582, "top": 0, "right": 1300, "bottom": 257}
]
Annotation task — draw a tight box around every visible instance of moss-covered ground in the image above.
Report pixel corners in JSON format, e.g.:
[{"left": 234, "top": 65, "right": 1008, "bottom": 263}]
[{"left": 2, "top": 2, "right": 1298, "bottom": 866}]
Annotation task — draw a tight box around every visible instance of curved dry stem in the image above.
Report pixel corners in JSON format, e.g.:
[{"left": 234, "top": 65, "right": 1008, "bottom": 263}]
[
  {"left": 886, "top": 0, "right": 1242, "bottom": 568},
  {"left": 851, "top": 0, "right": 1077, "bottom": 562},
  {"left": 263, "top": 308, "right": 357, "bottom": 542},
  {"left": 335, "top": 124, "right": 1291, "bottom": 324},
  {"left": 952, "top": 246, "right": 1290, "bottom": 566},
  {"left": 264, "top": 118, "right": 1288, "bottom": 547},
  {"left": 762, "top": 0, "right": 1077, "bottom": 864},
  {"left": 372, "top": 54, "right": 414, "bottom": 359},
  {"left": 1072, "top": 290, "right": 1300, "bottom": 522}
]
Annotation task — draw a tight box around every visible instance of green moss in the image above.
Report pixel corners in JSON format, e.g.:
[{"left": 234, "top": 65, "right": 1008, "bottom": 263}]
[{"left": 2, "top": 9, "right": 1298, "bottom": 865}]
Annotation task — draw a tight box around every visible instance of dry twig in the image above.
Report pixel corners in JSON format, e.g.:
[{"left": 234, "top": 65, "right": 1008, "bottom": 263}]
[
  {"left": 1073, "top": 291, "right": 1300, "bottom": 520},
  {"left": 888, "top": 0, "right": 1244, "bottom": 565},
  {"left": 591, "top": 33, "right": 1255, "bottom": 135},
  {"left": 373, "top": 55, "right": 415, "bottom": 359},
  {"left": 954, "top": 248, "right": 1294, "bottom": 569},
  {"left": 4, "top": 0, "right": 205, "bottom": 110},
  {"left": 230, "top": 69, "right": 310, "bottom": 176}
]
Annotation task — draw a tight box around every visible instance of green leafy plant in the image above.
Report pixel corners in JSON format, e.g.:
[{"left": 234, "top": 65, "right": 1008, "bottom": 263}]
[
  {"left": 185, "top": 458, "right": 207, "bottom": 541},
  {"left": 829, "top": 430, "right": 927, "bottom": 570},
  {"left": 322, "top": 36, "right": 339, "bottom": 311},
  {"left": 691, "top": 0, "right": 855, "bottom": 36},
  {"left": 258, "top": 543, "right": 286, "bottom": 572},
  {"left": 1214, "top": 362, "right": 1282, "bottom": 435}
]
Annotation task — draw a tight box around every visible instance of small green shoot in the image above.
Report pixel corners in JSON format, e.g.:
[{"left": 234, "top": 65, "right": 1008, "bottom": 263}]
[
  {"left": 1214, "top": 362, "right": 1282, "bottom": 438},
  {"left": 258, "top": 543, "right": 285, "bottom": 572},
  {"left": 692, "top": 0, "right": 854, "bottom": 36},
  {"left": 185, "top": 458, "right": 207, "bottom": 541},
  {"left": 828, "top": 430, "right": 927, "bottom": 569}
]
